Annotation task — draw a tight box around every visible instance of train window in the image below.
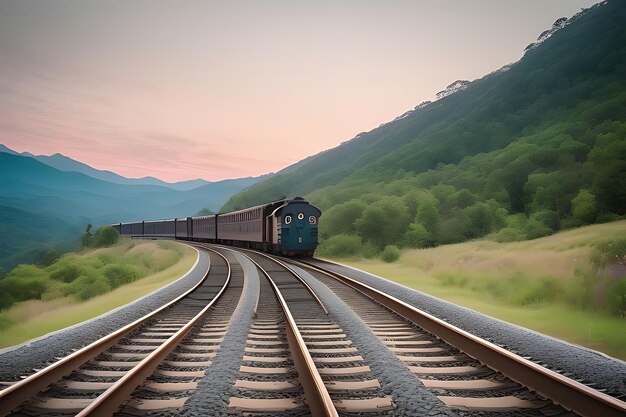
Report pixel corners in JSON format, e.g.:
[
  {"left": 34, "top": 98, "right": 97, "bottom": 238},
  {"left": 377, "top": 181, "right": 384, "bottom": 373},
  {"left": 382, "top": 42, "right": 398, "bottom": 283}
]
[
  {"left": 284, "top": 215, "right": 292, "bottom": 224},
  {"left": 309, "top": 216, "right": 317, "bottom": 224},
  {"left": 298, "top": 213, "right": 304, "bottom": 220}
]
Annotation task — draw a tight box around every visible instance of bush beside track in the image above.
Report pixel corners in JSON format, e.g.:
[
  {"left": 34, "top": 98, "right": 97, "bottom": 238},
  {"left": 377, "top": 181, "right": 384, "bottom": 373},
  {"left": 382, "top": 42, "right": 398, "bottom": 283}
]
[{"left": 0, "top": 238, "right": 195, "bottom": 347}]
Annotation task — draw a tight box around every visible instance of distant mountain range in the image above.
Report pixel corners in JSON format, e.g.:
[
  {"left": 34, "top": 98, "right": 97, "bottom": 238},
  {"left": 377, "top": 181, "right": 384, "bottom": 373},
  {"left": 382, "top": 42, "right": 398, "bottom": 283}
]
[
  {"left": 0, "top": 145, "right": 266, "bottom": 270},
  {"left": 0, "top": 144, "right": 211, "bottom": 191}
]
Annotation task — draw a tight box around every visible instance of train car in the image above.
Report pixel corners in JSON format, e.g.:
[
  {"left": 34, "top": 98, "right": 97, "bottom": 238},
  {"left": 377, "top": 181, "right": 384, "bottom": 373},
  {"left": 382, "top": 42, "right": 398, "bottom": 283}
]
[
  {"left": 162, "top": 219, "right": 176, "bottom": 237},
  {"left": 120, "top": 223, "right": 133, "bottom": 235},
  {"left": 191, "top": 215, "right": 217, "bottom": 241},
  {"left": 143, "top": 219, "right": 176, "bottom": 238},
  {"left": 115, "top": 197, "right": 322, "bottom": 256},
  {"left": 175, "top": 218, "right": 189, "bottom": 239},
  {"left": 143, "top": 220, "right": 157, "bottom": 236},
  {"left": 131, "top": 222, "right": 143, "bottom": 235},
  {"left": 217, "top": 201, "right": 285, "bottom": 250}
]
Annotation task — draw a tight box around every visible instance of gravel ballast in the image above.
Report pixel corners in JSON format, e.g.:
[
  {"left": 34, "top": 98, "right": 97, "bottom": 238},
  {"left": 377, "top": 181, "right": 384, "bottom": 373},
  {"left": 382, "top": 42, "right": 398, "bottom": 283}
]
[
  {"left": 181, "top": 249, "right": 259, "bottom": 417},
  {"left": 310, "top": 259, "right": 626, "bottom": 400},
  {"left": 0, "top": 245, "right": 209, "bottom": 380},
  {"left": 291, "top": 264, "right": 455, "bottom": 417}
]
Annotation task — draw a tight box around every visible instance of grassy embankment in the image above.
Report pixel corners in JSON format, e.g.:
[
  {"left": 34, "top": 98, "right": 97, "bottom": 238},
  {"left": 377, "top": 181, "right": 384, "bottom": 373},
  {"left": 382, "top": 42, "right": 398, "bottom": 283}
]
[
  {"left": 330, "top": 221, "right": 626, "bottom": 360},
  {"left": 0, "top": 240, "right": 196, "bottom": 348}
]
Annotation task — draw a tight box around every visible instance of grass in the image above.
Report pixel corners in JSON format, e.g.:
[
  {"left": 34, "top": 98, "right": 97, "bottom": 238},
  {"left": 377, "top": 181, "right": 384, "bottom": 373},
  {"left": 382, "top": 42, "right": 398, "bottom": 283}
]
[
  {"left": 0, "top": 240, "right": 197, "bottom": 349},
  {"left": 330, "top": 221, "right": 626, "bottom": 360}
]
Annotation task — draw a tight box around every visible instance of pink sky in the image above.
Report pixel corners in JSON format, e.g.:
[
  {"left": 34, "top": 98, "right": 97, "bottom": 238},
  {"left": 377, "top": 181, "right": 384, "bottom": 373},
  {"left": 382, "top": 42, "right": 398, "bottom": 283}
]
[{"left": 0, "top": 1, "right": 599, "bottom": 182}]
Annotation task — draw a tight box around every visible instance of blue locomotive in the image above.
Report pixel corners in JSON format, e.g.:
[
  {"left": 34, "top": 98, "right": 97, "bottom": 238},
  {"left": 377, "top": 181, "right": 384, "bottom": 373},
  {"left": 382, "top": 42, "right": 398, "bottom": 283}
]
[{"left": 114, "top": 197, "right": 321, "bottom": 256}]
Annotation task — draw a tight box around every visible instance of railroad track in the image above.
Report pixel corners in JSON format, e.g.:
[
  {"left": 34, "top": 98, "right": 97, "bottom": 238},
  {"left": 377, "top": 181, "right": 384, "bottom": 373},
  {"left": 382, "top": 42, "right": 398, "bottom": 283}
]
[
  {"left": 228, "top": 248, "right": 394, "bottom": 416},
  {"left": 1, "top": 242, "right": 625, "bottom": 417},
  {"left": 282, "top": 256, "right": 626, "bottom": 417},
  {"left": 0, "top": 246, "right": 234, "bottom": 417}
]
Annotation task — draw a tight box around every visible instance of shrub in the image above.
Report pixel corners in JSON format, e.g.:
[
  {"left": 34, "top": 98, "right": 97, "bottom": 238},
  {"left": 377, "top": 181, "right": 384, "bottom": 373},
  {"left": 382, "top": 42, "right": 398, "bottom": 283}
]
[
  {"left": 590, "top": 237, "right": 626, "bottom": 269},
  {"left": 571, "top": 189, "right": 598, "bottom": 225},
  {"left": 69, "top": 274, "right": 112, "bottom": 301},
  {"left": 49, "top": 262, "right": 83, "bottom": 283},
  {"left": 530, "top": 209, "right": 560, "bottom": 231},
  {"left": 0, "top": 265, "right": 50, "bottom": 308},
  {"left": 404, "top": 223, "right": 433, "bottom": 248},
  {"left": 361, "top": 241, "right": 380, "bottom": 259},
  {"left": 103, "top": 264, "right": 141, "bottom": 288},
  {"left": 41, "top": 281, "right": 68, "bottom": 301},
  {"left": 381, "top": 245, "right": 401, "bottom": 263},
  {"left": 92, "top": 226, "right": 120, "bottom": 247},
  {"left": 495, "top": 227, "right": 525, "bottom": 243},
  {"left": 318, "top": 234, "right": 362, "bottom": 257},
  {"left": 524, "top": 219, "right": 552, "bottom": 240}
]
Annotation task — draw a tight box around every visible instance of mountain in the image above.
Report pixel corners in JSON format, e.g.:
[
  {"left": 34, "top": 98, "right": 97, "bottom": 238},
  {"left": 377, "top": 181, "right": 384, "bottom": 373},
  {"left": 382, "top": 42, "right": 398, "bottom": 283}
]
[
  {"left": 223, "top": 0, "right": 625, "bottom": 252},
  {"left": 0, "top": 152, "right": 262, "bottom": 270},
  {"left": 0, "top": 144, "right": 18, "bottom": 155},
  {"left": 0, "top": 145, "right": 217, "bottom": 191}
]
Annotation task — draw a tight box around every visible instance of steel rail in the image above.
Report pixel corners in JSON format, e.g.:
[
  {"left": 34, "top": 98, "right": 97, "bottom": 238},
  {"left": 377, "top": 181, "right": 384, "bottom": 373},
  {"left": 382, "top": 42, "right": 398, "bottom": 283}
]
[
  {"left": 0, "top": 245, "right": 208, "bottom": 417},
  {"left": 76, "top": 247, "right": 232, "bottom": 416},
  {"left": 236, "top": 251, "right": 338, "bottom": 417},
  {"left": 292, "top": 258, "right": 626, "bottom": 417},
  {"left": 216, "top": 245, "right": 328, "bottom": 315}
]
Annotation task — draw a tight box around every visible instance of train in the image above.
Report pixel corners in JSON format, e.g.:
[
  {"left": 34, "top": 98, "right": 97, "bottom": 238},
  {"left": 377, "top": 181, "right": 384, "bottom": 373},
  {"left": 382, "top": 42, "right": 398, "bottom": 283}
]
[{"left": 113, "top": 197, "right": 322, "bottom": 256}]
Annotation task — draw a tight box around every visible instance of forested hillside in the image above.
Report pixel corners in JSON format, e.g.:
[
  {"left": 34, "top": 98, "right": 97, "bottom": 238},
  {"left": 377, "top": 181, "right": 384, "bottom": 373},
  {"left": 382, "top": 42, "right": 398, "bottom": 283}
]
[{"left": 223, "top": 0, "right": 626, "bottom": 255}]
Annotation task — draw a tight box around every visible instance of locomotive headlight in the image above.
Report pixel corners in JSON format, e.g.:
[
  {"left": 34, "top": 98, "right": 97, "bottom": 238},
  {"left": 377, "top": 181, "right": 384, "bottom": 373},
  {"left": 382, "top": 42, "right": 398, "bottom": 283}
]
[
  {"left": 309, "top": 216, "right": 317, "bottom": 224},
  {"left": 298, "top": 213, "right": 304, "bottom": 220},
  {"left": 284, "top": 215, "right": 292, "bottom": 224}
]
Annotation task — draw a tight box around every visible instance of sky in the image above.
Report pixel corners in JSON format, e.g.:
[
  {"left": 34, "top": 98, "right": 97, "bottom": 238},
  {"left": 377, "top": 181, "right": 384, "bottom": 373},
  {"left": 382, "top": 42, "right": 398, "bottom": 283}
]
[{"left": 0, "top": 0, "right": 600, "bottom": 182}]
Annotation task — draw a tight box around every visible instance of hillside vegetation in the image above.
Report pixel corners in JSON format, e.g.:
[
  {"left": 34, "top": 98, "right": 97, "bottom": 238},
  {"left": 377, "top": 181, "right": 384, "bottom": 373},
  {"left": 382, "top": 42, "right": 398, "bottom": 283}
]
[
  {"left": 0, "top": 239, "right": 196, "bottom": 348},
  {"left": 223, "top": 1, "right": 626, "bottom": 256},
  {"left": 334, "top": 221, "right": 626, "bottom": 359}
]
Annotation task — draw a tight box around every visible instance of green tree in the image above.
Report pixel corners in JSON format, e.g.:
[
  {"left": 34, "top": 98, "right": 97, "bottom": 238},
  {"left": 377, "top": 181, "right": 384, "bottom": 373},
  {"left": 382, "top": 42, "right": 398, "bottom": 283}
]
[
  {"left": 571, "top": 189, "right": 598, "bottom": 225},
  {"left": 452, "top": 189, "right": 477, "bottom": 208},
  {"left": 403, "top": 223, "right": 434, "bottom": 248},
  {"left": 524, "top": 219, "right": 552, "bottom": 239},
  {"left": 415, "top": 196, "right": 441, "bottom": 241},
  {"left": 463, "top": 202, "right": 494, "bottom": 237},
  {"left": 355, "top": 197, "right": 410, "bottom": 249},
  {"left": 319, "top": 200, "right": 366, "bottom": 239},
  {"left": 92, "top": 226, "right": 120, "bottom": 247},
  {"left": 495, "top": 154, "right": 537, "bottom": 212}
]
